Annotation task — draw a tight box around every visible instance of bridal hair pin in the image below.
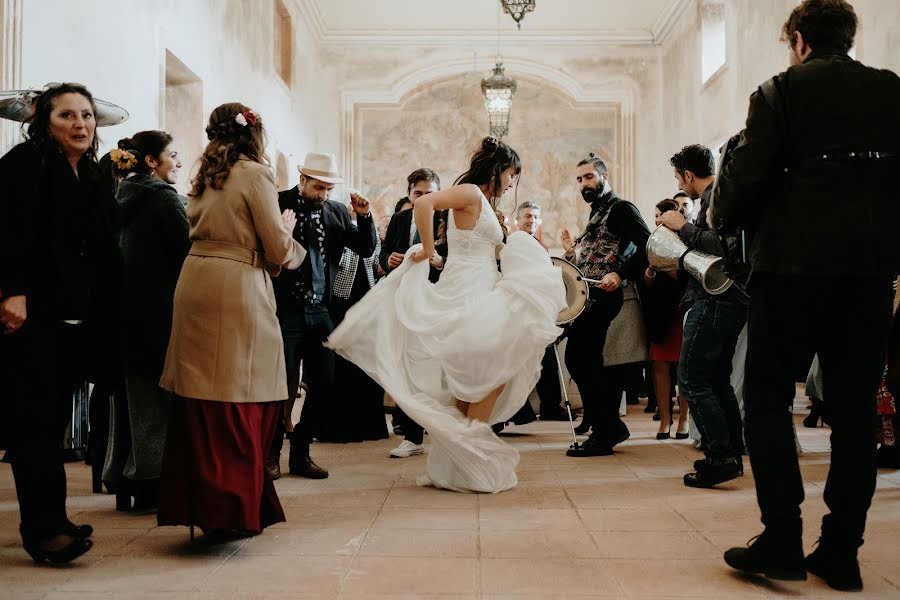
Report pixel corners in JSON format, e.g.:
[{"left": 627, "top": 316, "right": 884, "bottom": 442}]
[{"left": 235, "top": 109, "right": 260, "bottom": 126}]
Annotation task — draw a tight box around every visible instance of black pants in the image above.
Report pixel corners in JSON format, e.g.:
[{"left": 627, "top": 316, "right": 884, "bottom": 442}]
[
  {"left": 745, "top": 274, "right": 893, "bottom": 543},
  {"left": 395, "top": 407, "right": 424, "bottom": 445},
  {"left": 564, "top": 289, "right": 625, "bottom": 443},
  {"left": 536, "top": 345, "right": 563, "bottom": 414},
  {"left": 270, "top": 305, "right": 335, "bottom": 460},
  {"left": 5, "top": 319, "right": 85, "bottom": 544}
]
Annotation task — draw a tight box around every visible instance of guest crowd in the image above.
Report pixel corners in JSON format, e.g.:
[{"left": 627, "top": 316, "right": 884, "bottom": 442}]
[{"left": 0, "top": 0, "right": 897, "bottom": 593}]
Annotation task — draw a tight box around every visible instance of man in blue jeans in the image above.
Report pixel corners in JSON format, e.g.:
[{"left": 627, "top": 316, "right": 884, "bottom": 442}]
[{"left": 659, "top": 145, "right": 748, "bottom": 488}]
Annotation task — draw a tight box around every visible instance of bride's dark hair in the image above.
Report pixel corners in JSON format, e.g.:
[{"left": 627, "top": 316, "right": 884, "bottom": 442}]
[{"left": 437, "top": 136, "right": 521, "bottom": 243}]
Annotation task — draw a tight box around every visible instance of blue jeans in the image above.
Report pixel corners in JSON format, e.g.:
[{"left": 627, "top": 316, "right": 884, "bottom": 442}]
[{"left": 678, "top": 298, "right": 747, "bottom": 460}]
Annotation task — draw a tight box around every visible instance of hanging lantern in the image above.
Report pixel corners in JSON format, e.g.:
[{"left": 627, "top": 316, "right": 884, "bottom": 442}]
[
  {"left": 500, "top": 0, "right": 536, "bottom": 30},
  {"left": 481, "top": 60, "right": 517, "bottom": 139}
]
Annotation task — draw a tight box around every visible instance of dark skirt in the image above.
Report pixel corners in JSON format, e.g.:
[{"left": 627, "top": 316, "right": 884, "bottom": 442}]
[{"left": 158, "top": 397, "right": 285, "bottom": 533}]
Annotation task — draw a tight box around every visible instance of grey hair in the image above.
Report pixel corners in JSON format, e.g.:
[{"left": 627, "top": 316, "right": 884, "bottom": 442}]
[{"left": 516, "top": 201, "right": 541, "bottom": 218}]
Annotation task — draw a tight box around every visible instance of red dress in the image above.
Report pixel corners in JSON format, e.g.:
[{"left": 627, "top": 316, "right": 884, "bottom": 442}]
[{"left": 650, "top": 310, "right": 683, "bottom": 363}]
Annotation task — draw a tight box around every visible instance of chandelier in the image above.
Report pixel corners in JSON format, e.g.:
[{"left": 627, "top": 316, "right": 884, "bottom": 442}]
[
  {"left": 481, "top": 59, "right": 517, "bottom": 139},
  {"left": 499, "top": 0, "right": 536, "bottom": 29}
]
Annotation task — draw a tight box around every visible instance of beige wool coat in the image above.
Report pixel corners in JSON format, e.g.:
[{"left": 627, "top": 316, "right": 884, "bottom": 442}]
[{"left": 159, "top": 159, "right": 306, "bottom": 403}]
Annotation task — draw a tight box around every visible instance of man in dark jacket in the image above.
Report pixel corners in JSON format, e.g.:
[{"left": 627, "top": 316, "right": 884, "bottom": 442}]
[
  {"left": 562, "top": 155, "right": 651, "bottom": 457},
  {"left": 270, "top": 152, "right": 376, "bottom": 480},
  {"left": 379, "top": 168, "right": 445, "bottom": 458},
  {"left": 711, "top": 1, "right": 900, "bottom": 591},
  {"left": 659, "top": 145, "right": 749, "bottom": 489}
]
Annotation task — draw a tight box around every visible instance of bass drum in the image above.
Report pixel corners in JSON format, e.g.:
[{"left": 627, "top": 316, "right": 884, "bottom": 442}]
[{"left": 551, "top": 257, "right": 589, "bottom": 325}]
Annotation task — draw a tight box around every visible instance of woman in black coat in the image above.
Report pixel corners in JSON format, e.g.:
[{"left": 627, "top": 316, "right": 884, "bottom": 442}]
[
  {"left": 0, "top": 83, "right": 120, "bottom": 564},
  {"left": 103, "top": 131, "right": 189, "bottom": 511}
]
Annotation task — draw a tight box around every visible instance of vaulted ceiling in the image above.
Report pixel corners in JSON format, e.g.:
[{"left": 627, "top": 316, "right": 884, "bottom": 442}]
[{"left": 294, "top": 0, "right": 692, "bottom": 46}]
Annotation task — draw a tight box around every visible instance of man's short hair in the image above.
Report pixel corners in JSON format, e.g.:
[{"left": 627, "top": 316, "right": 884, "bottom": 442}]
[
  {"left": 406, "top": 168, "right": 441, "bottom": 193},
  {"left": 656, "top": 198, "right": 679, "bottom": 214},
  {"left": 781, "top": 0, "right": 857, "bottom": 54},
  {"left": 576, "top": 153, "right": 608, "bottom": 176},
  {"left": 516, "top": 201, "right": 541, "bottom": 218},
  {"left": 669, "top": 145, "right": 715, "bottom": 178}
]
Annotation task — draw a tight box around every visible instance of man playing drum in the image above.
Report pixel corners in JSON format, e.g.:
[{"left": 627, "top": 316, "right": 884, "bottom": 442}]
[{"left": 560, "top": 155, "right": 651, "bottom": 457}]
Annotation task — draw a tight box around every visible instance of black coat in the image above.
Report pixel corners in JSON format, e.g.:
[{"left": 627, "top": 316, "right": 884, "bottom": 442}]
[
  {"left": 0, "top": 141, "right": 121, "bottom": 381},
  {"left": 712, "top": 50, "right": 900, "bottom": 278},
  {"left": 273, "top": 186, "right": 377, "bottom": 311},
  {"left": 116, "top": 174, "right": 190, "bottom": 377},
  {"left": 379, "top": 208, "right": 447, "bottom": 283}
]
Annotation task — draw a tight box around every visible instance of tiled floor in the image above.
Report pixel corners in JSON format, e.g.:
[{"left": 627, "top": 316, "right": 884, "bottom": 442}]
[{"left": 1, "top": 401, "right": 899, "bottom": 599}]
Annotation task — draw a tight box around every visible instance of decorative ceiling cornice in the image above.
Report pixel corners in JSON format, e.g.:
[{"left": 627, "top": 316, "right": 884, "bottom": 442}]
[{"left": 294, "top": 0, "right": 693, "bottom": 48}]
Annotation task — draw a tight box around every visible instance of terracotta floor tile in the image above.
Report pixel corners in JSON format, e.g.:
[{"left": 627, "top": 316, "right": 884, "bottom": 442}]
[
  {"left": 478, "top": 507, "right": 583, "bottom": 531},
  {"left": 358, "top": 527, "right": 478, "bottom": 557},
  {"left": 202, "top": 554, "right": 352, "bottom": 594},
  {"left": 343, "top": 556, "right": 478, "bottom": 594},
  {"left": 239, "top": 526, "right": 367, "bottom": 556},
  {"left": 372, "top": 507, "right": 477, "bottom": 530},
  {"left": 606, "top": 558, "right": 770, "bottom": 598},
  {"left": 480, "top": 557, "right": 622, "bottom": 595},
  {"left": 480, "top": 528, "right": 600, "bottom": 558},
  {"left": 591, "top": 530, "right": 721, "bottom": 559},
  {"left": 578, "top": 509, "right": 694, "bottom": 532}
]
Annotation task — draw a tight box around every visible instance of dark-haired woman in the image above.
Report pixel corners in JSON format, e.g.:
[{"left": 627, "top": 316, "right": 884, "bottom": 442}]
[
  {"left": 157, "top": 103, "right": 305, "bottom": 536},
  {"left": 328, "top": 137, "right": 565, "bottom": 493},
  {"left": 103, "top": 131, "right": 189, "bottom": 511},
  {"left": 640, "top": 199, "right": 690, "bottom": 440},
  {"left": 0, "top": 83, "right": 121, "bottom": 563}
]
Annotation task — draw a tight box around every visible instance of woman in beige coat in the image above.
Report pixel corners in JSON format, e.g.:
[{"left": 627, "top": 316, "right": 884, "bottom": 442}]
[{"left": 157, "top": 103, "right": 305, "bottom": 537}]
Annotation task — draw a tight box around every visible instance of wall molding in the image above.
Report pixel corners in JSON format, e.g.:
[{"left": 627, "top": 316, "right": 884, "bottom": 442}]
[
  {"left": 295, "top": 0, "right": 692, "bottom": 48},
  {"left": 338, "top": 57, "right": 637, "bottom": 200},
  {"left": 1, "top": 0, "right": 24, "bottom": 154}
]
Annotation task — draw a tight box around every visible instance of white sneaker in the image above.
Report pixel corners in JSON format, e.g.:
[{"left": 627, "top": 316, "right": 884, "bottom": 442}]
[{"left": 389, "top": 440, "right": 425, "bottom": 458}]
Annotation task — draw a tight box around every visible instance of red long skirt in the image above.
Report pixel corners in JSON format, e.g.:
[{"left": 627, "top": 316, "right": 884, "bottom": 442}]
[{"left": 157, "top": 397, "right": 285, "bottom": 533}]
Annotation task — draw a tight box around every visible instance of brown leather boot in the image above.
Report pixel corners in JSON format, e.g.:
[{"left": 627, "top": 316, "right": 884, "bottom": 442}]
[{"left": 289, "top": 455, "right": 328, "bottom": 479}]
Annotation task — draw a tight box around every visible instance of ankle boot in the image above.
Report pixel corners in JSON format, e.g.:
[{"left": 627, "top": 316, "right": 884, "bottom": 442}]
[
  {"left": 806, "top": 540, "right": 863, "bottom": 591},
  {"left": 724, "top": 526, "right": 806, "bottom": 581}
]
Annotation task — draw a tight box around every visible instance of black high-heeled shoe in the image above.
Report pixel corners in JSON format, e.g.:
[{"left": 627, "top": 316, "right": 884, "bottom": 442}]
[
  {"left": 573, "top": 420, "right": 591, "bottom": 435},
  {"left": 24, "top": 537, "right": 93, "bottom": 565},
  {"left": 803, "top": 410, "right": 822, "bottom": 428},
  {"left": 656, "top": 429, "right": 670, "bottom": 440}
]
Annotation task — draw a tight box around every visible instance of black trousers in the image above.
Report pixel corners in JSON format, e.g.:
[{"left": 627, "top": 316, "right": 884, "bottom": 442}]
[
  {"left": 535, "top": 345, "right": 563, "bottom": 414},
  {"left": 564, "top": 289, "right": 625, "bottom": 443},
  {"left": 5, "top": 319, "right": 85, "bottom": 544},
  {"left": 395, "top": 407, "right": 424, "bottom": 445},
  {"left": 745, "top": 274, "right": 893, "bottom": 543},
  {"left": 270, "top": 305, "right": 335, "bottom": 460}
]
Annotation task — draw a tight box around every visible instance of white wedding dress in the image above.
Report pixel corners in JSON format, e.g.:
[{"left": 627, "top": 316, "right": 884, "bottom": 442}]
[{"left": 326, "top": 193, "right": 566, "bottom": 492}]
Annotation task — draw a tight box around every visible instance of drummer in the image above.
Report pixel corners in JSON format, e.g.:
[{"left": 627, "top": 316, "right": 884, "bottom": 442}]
[{"left": 559, "top": 155, "right": 651, "bottom": 457}]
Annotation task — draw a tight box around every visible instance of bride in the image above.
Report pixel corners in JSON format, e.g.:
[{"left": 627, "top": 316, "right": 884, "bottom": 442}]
[{"left": 326, "top": 137, "right": 565, "bottom": 493}]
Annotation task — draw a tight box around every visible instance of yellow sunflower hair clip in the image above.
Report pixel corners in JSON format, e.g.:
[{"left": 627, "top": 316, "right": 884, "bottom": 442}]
[{"left": 110, "top": 147, "right": 138, "bottom": 170}]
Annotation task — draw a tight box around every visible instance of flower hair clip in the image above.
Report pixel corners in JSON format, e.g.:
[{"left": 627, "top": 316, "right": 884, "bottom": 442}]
[
  {"left": 235, "top": 109, "right": 260, "bottom": 126},
  {"left": 110, "top": 148, "right": 137, "bottom": 170}
]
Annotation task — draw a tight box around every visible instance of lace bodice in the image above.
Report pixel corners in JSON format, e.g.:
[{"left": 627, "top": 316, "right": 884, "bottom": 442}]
[{"left": 447, "top": 194, "right": 502, "bottom": 262}]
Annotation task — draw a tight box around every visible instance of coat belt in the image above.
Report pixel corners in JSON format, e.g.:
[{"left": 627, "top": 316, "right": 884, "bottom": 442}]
[{"left": 188, "top": 240, "right": 265, "bottom": 267}]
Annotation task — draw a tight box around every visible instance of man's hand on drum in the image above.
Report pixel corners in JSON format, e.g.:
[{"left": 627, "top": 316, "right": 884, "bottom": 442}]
[
  {"left": 559, "top": 228, "right": 574, "bottom": 253},
  {"left": 598, "top": 272, "right": 621, "bottom": 292}
]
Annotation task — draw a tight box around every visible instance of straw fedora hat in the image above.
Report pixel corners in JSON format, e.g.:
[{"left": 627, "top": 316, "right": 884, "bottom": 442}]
[{"left": 297, "top": 152, "right": 344, "bottom": 184}]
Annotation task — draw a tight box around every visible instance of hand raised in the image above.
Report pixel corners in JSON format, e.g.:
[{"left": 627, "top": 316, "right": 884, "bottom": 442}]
[
  {"left": 349, "top": 192, "right": 370, "bottom": 216},
  {"left": 281, "top": 209, "right": 297, "bottom": 233}
]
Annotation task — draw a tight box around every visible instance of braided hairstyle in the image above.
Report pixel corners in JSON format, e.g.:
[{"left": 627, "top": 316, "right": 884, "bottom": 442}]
[
  {"left": 190, "top": 102, "right": 268, "bottom": 197},
  {"left": 437, "top": 136, "right": 521, "bottom": 243}
]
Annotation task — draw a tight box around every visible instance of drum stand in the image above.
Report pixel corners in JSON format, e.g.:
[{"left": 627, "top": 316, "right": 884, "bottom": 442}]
[{"left": 551, "top": 341, "right": 581, "bottom": 451}]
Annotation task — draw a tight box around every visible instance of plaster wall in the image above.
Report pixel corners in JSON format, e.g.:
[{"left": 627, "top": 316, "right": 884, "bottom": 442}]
[{"left": 6, "top": 0, "right": 327, "bottom": 190}]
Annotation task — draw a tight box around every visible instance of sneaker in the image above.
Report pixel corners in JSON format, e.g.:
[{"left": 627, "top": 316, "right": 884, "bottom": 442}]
[
  {"left": 389, "top": 440, "right": 425, "bottom": 458},
  {"left": 684, "top": 457, "right": 742, "bottom": 488},
  {"left": 694, "top": 457, "right": 744, "bottom": 476}
]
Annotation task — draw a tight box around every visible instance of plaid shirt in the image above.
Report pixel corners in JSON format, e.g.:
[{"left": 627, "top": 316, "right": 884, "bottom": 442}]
[{"left": 333, "top": 236, "right": 380, "bottom": 299}]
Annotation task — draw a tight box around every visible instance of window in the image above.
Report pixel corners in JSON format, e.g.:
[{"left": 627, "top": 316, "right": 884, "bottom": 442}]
[
  {"left": 275, "top": 0, "right": 293, "bottom": 87},
  {"left": 701, "top": 0, "right": 726, "bottom": 84}
]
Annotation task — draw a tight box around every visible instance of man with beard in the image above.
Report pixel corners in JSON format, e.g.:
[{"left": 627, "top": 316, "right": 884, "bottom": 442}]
[
  {"left": 269, "top": 152, "right": 376, "bottom": 479},
  {"left": 561, "top": 155, "right": 651, "bottom": 456}
]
